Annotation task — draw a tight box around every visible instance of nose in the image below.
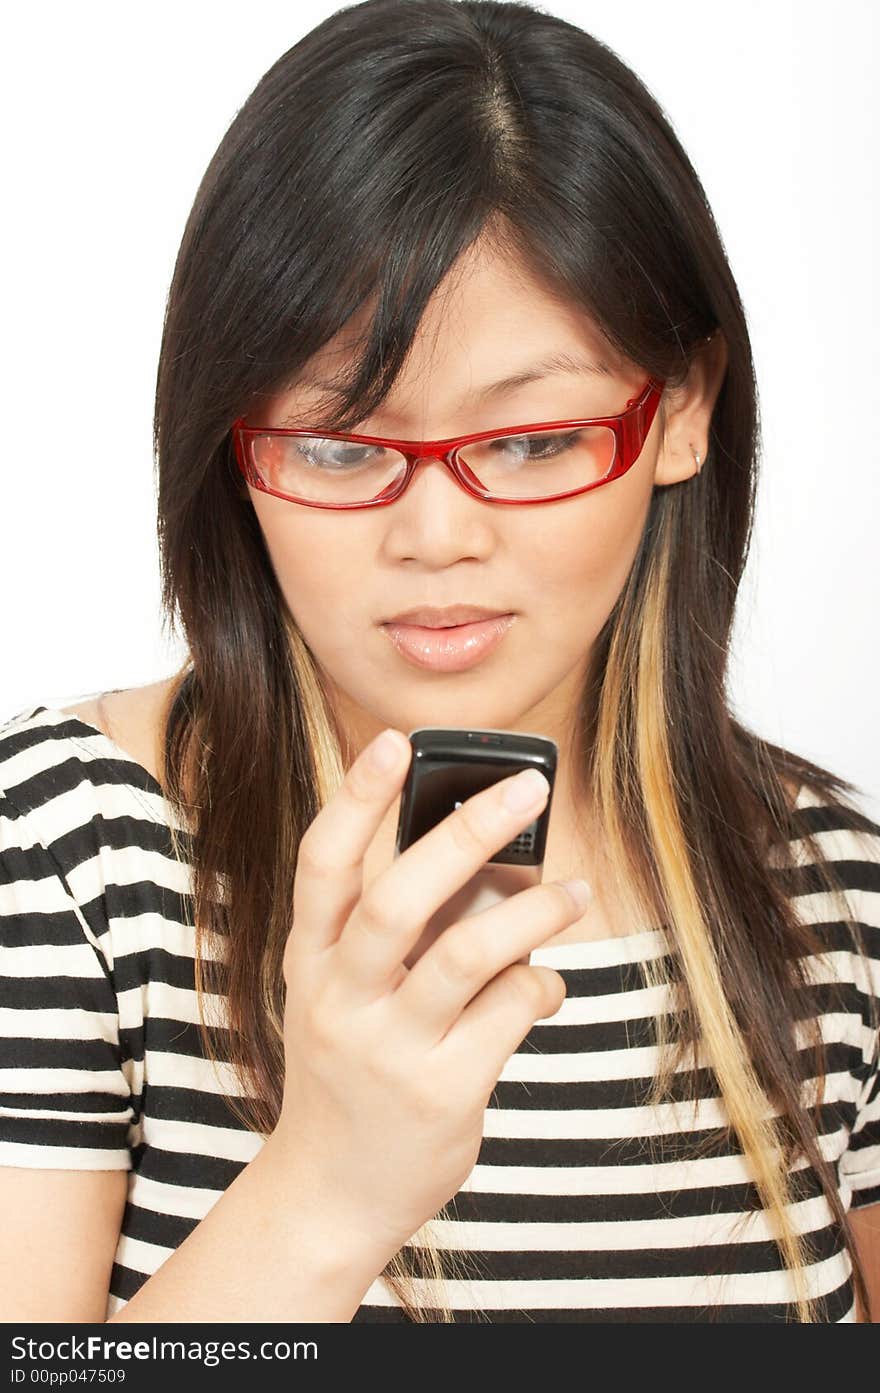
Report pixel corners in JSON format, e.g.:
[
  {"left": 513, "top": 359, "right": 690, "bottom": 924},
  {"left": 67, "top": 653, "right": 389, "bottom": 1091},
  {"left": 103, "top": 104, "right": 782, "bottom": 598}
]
[
  {"left": 413, "top": 453, "right": 451, "bottom": 471},
  {"left": 388, "top": 452, "right": 489, "bottom": 528}
]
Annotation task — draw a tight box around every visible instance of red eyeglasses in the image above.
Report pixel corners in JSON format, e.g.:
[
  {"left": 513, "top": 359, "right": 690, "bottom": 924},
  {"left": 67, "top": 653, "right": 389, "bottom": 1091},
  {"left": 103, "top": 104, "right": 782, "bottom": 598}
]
[{"left": 231, "top": 376, "right": 665, "bottom": 509}]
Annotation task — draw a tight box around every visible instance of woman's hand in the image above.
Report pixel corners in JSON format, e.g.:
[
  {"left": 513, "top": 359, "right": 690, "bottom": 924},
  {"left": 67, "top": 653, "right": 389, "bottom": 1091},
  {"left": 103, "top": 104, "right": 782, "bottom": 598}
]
[{"left": 273, "top": 727, "right": 585, "bottom": 1268}]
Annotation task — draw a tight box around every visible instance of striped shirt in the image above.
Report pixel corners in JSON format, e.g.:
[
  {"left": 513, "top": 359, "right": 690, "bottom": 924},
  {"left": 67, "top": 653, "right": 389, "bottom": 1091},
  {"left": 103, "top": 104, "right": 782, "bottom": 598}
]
[{"left": 1, "top": 702, "right": 878, "bottom": 1323}]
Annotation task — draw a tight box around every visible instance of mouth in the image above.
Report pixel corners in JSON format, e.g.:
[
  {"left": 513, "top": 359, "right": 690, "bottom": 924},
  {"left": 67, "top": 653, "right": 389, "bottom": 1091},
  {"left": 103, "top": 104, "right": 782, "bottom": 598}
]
[
  {"left": 379, "top": 613, "right": 516, "bottom": 673},
  {"left": 382, "top": 604, "right": 512, "bottom": 627}
]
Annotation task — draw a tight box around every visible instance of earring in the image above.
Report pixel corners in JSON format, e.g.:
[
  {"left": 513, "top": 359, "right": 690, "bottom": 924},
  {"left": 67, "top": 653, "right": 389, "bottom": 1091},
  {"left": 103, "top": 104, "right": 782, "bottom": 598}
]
[{"left": 692, "top": 446, "right": 702, "bottom": 474}]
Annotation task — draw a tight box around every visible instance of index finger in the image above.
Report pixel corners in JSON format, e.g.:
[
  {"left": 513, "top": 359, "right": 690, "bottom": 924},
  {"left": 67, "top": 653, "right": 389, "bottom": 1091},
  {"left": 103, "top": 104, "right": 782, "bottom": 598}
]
[
  {"left": 291, "top": 727, "right": 412, "bottom": 954},
  {"left": 336, "top": 764, "right": 550, "bottom": 990}
]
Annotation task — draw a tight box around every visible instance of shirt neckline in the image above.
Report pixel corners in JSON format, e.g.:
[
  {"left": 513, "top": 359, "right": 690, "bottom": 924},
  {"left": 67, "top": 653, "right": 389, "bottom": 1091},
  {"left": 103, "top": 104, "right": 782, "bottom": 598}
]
[{"left": 529, "top": 921, "right": 671, "bottom": 967}]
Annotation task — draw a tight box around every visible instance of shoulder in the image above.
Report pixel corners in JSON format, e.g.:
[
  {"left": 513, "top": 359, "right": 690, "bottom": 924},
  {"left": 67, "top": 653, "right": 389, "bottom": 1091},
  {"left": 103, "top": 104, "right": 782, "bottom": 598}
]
[
  {"left": 784, "top": 780, "right": 880, "bottom": 1010},
  {"left": 1, "top": 699, "right": 193, "bottom": 971},
  {"left": 787, "top": 780, "right": 880, "bottom": 881},
  {"left": 0, "top": 696, "right": 187, "bottom": 883},
  {"left": 57, "top": 677, "right": 180, "bottom": 790},
  {"left": 0, "top": 702, "right": 109, "bottom": 826}
]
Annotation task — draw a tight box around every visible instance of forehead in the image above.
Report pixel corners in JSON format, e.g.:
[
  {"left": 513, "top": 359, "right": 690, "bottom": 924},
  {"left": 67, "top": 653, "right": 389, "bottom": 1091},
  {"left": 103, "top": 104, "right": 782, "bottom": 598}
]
[{"left": 269, "top": 238, "right": 634, "bottom": 426}]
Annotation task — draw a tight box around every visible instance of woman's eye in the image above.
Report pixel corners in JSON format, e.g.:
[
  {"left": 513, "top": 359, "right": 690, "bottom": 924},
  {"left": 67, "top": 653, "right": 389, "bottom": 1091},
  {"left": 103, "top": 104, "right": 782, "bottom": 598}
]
[
  {"left": 494, "top": 431, "right": 580, "bottom": 459},
  {"left": 300, "top": 440, "right": 383, "bottom": 470}
]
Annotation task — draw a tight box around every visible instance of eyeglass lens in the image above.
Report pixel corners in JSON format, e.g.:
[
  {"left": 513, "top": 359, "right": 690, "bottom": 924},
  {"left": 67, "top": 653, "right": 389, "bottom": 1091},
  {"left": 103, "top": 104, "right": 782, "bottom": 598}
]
[{"left": 248, "top": 423, "right": 618, "bottom": 503}]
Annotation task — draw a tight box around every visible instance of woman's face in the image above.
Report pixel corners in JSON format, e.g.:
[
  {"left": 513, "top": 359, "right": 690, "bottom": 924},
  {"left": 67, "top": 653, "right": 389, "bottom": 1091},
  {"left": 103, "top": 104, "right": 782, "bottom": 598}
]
[{"left": 244, "top": 237, "right": 719, "bottom": 764}]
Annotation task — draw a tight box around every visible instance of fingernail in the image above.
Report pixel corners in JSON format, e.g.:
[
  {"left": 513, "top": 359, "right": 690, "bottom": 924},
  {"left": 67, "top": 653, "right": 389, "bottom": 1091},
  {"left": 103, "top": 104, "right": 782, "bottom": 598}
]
[
  {"left": 559, "top": 878, "right": 592, "bottom": 911},
  {"left": 369, "top": 729, "right": 404, "bottom": 771},
  {"left": 501, "top": 767, "right": 550, "bottom": 812}
]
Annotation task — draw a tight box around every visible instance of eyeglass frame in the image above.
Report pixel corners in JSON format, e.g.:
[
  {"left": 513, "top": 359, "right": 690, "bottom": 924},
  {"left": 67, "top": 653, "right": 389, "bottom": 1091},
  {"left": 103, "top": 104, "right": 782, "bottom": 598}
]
[{"left": 230, "top": 374, "right": 666, "bottom": 509}]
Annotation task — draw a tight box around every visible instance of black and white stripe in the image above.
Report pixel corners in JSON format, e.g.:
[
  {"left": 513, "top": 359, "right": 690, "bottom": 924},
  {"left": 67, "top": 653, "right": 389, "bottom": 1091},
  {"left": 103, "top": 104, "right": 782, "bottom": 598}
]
[{"left": 1, "top": 704, "right": 877, "bottom": 1322}]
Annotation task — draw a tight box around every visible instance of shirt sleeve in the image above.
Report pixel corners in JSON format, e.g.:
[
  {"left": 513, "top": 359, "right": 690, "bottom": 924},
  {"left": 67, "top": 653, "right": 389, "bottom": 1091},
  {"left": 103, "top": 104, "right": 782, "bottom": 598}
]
[
  {"left": 839, "top": 1028, "right": 880, "bottom": 1209},
  {"left": 834, "top": 818, "right": 880, "bottom": 1210},
  {"left": 0, "top": 787, "right": 134, "bottom": 1170}
]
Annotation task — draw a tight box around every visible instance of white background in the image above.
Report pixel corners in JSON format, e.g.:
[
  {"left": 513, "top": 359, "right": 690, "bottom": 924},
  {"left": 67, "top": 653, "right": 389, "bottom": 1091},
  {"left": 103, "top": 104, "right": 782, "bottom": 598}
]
[{"left": 2, "top": 0, "right": 878, "bottom": 817}]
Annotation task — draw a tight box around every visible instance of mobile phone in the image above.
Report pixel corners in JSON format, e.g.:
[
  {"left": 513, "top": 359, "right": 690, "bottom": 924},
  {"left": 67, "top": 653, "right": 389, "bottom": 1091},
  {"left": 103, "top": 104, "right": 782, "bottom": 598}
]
[{"left": 394, "top": 727, "right": 558, "bottom": 969}]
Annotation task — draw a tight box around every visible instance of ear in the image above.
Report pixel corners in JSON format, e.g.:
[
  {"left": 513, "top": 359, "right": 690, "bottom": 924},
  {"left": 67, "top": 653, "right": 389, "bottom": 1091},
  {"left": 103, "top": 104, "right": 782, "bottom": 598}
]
[{"left": 653, "top": 331, "right": 729, "bottom": 486}]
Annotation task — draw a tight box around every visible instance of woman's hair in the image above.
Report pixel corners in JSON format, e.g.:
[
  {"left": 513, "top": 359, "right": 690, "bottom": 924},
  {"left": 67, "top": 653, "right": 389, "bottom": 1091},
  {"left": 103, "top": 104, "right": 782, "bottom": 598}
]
[{"left": 153, "top": 0, "right": 878, "bottom": 1321}]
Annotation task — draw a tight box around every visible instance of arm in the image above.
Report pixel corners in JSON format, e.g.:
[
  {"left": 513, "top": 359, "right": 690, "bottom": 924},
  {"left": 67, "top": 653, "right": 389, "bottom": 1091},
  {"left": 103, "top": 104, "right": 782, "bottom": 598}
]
[
  {"left": 0, "top": 1169, "right": 129, "bottom": 1322},
  {"left": 108, "top": 1133, "right": 386, "bottom": 1323},
  {"left": 0, "top": 746, "right": 386, "bottom": 1324},
  {"left": 2, "top": 1135, "right": 387, "bottom": 1322},
  {"left": 850, "top": 1201, "right": 880, "bottom": 1323}
]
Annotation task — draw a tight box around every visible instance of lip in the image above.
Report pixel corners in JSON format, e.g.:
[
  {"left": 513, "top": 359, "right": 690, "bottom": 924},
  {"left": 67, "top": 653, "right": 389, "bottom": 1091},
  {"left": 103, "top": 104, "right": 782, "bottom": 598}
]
[
  {"left": 380, "top": 614, "right": 516, "bottom": 673},
  {"left": 383, "top": 604, "right": 511, "bottom": 627}
]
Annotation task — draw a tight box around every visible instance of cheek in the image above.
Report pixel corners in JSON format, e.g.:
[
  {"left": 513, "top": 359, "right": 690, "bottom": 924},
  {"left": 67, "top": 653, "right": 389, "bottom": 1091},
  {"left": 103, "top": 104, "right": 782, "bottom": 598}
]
[
  {"left": 522, "top": 477, "right": 652, "bottom": 612},
  {"left": 250, "top": 494, "right": 354, "bottom": 632}
]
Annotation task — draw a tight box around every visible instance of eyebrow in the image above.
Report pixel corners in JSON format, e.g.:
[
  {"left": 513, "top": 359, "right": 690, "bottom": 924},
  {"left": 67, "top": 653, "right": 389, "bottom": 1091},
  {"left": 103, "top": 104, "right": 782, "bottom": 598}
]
[
  {"left": 464, "top": 351, "right": 612, "bottom": 400},
  {"left": 301, "top": 350, "right": 612, "bottom": 405}
]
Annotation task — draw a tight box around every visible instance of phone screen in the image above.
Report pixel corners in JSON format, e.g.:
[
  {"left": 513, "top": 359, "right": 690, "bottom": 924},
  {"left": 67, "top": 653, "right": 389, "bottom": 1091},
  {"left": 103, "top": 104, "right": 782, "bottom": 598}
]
[{"left": 394, "top": 727, "right": 558, "bottom": 968}]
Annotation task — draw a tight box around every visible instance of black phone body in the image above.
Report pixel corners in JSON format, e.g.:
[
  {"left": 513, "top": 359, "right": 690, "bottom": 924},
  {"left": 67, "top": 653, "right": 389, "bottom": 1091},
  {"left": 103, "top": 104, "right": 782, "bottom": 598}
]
[{"left": 394, "top": 727, "right": 558, "bottom": 968}]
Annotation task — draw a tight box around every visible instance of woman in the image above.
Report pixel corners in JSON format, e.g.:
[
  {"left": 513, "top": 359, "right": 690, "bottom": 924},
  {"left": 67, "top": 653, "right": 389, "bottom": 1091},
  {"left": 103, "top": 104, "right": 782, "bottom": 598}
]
[{"left": 1, "top": 0, "right": 878, "bottom": 1323}]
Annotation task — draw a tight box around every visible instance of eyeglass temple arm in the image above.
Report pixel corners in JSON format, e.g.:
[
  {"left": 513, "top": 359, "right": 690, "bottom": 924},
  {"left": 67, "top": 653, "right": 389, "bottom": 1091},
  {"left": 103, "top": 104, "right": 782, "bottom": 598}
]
[{"left": 620, "top": 379, "right": 663, "bottom": 459}]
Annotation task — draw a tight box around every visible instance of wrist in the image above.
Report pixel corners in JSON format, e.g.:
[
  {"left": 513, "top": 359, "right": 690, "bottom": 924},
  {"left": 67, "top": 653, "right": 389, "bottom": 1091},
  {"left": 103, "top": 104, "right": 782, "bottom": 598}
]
[{"left": 255, "top": 1129, "right": 395, "bottom": 1296}]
